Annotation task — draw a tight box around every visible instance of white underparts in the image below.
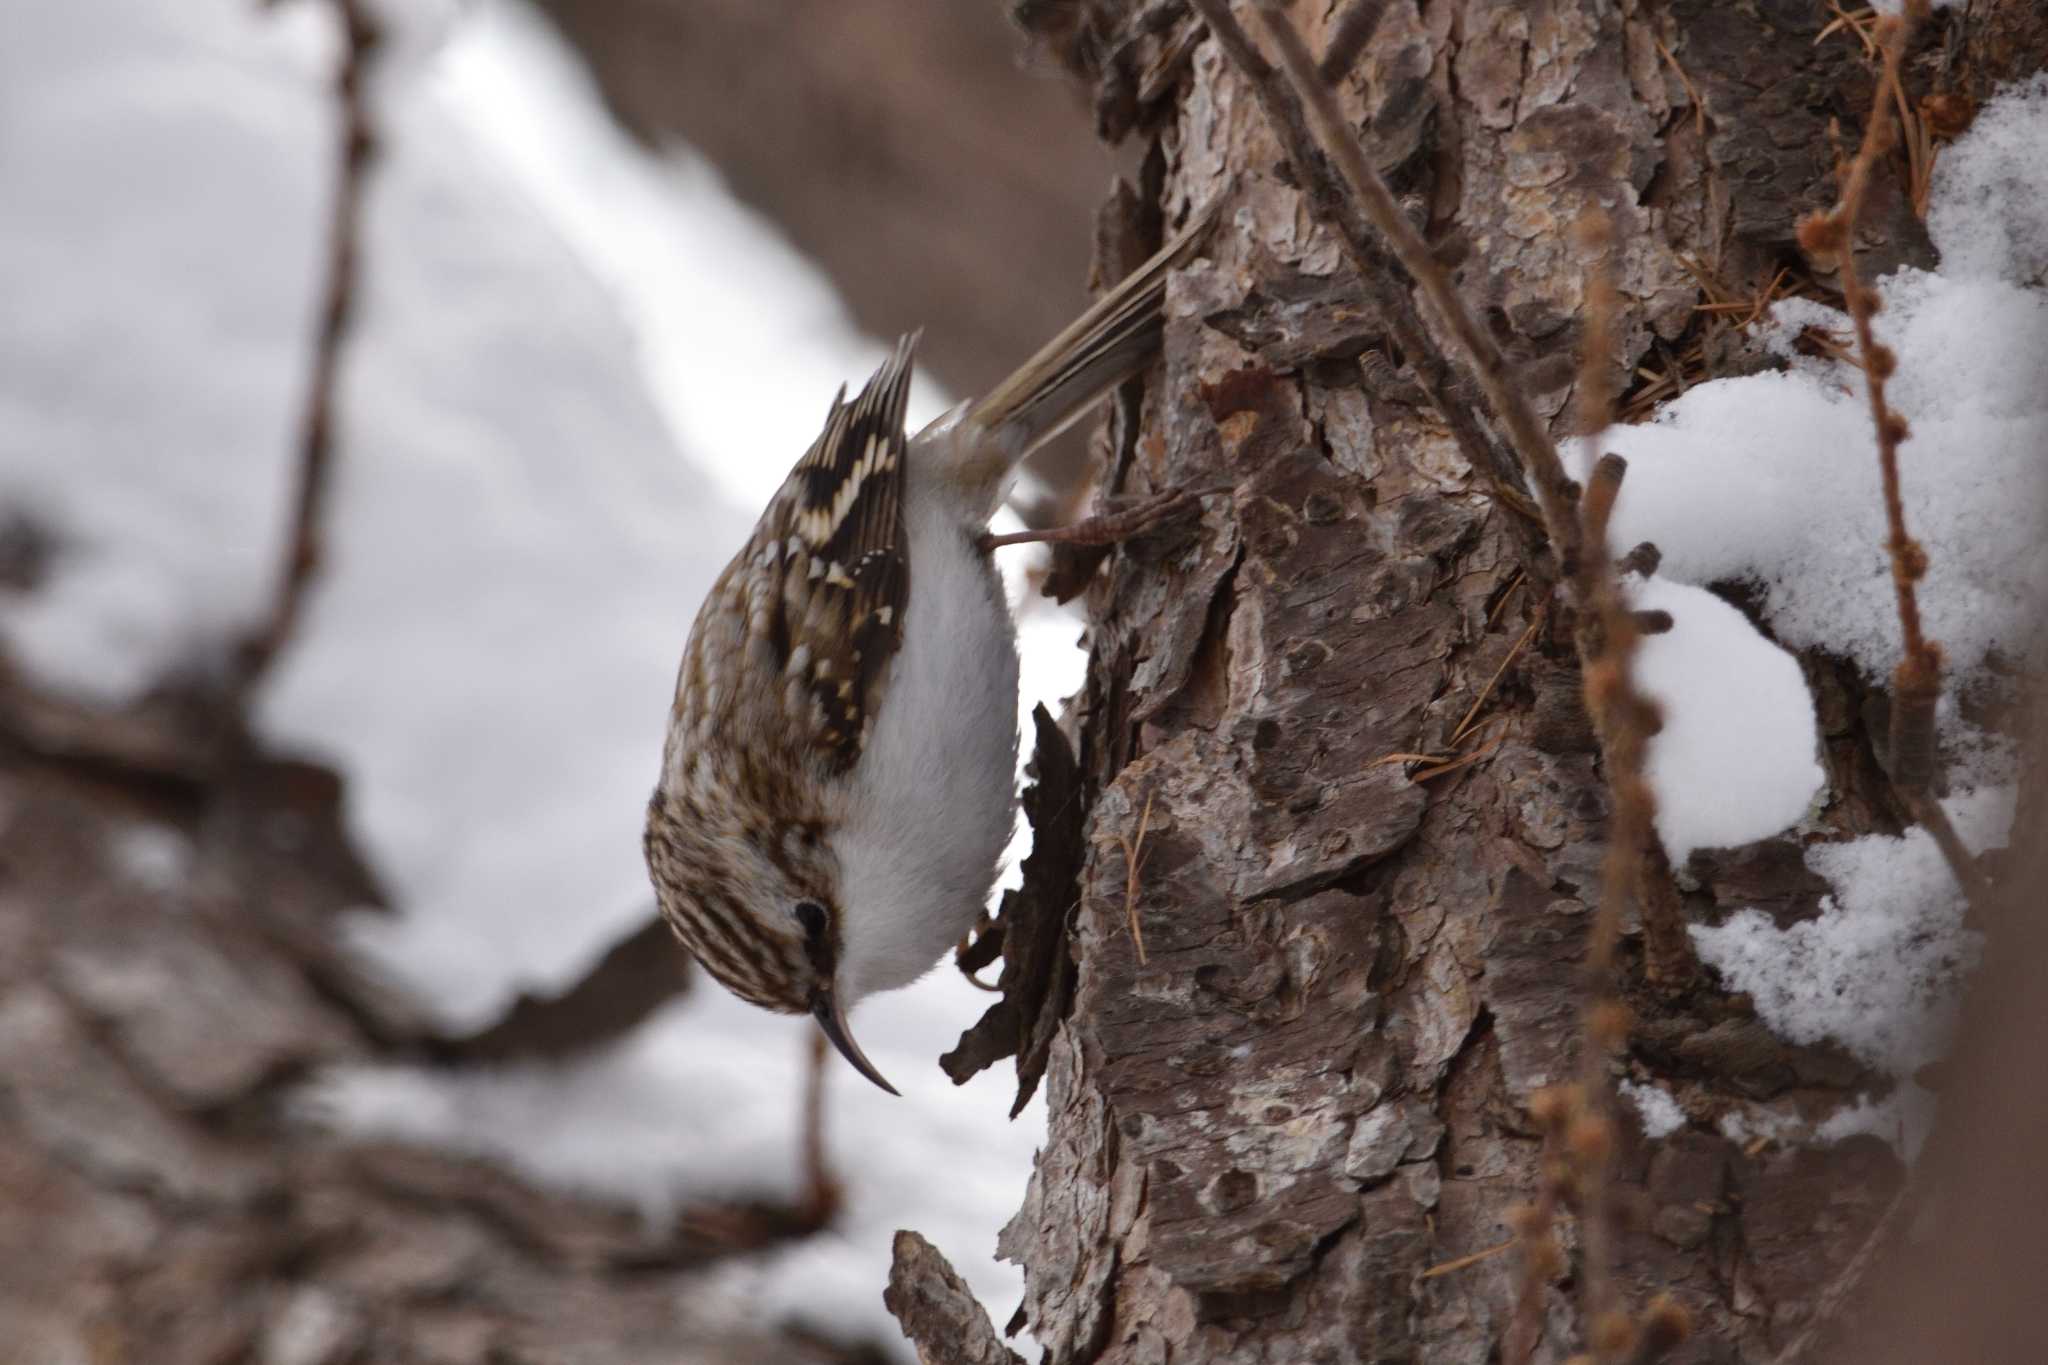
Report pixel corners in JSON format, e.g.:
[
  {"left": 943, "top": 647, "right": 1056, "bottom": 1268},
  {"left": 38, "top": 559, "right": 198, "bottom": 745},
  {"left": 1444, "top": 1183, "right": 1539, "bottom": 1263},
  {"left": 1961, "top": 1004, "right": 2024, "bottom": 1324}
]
[{"left": 828, "top": 419, "right": 1021, "bottom": 1004}]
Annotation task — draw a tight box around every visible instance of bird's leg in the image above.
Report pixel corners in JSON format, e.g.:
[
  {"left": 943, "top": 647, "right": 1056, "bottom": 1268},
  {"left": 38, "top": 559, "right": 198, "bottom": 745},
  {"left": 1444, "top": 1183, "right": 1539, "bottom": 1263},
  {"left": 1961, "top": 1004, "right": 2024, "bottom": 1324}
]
[{"left": 978, "top": 485, "right": 1223, "bottom": 552}]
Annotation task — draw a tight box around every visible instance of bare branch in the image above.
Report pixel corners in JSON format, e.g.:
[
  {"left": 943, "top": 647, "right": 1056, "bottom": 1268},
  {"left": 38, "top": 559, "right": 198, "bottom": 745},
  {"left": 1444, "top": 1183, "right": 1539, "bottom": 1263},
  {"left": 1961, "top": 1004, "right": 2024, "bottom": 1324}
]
[
  {"left": 798, "top": 1029, "right": 844, "bottom": 1224},
  {"left": 885, "top": 1231, "right": 1026, "bottom": 1365},
  {"left": 423, "top": 914, "right": 690, "bottom": 1066},
  {"left": 235, "top": 0, "right": 380, "bottom": 698},
  {"left": 1799, "top": 3, "right": 1989, "bottom": 915}
]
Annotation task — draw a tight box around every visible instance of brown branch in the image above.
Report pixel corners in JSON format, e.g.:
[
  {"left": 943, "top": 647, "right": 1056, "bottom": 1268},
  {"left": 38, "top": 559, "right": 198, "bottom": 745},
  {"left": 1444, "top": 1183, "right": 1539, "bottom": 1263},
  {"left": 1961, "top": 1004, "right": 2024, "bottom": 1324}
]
[
  {"left": 422, "top": 914, "right": 690, "bottom": 1066},
  {"left": 235, "top": 0, "right": 380, "bottom": 698},
  {"left": 1559, "top": 221, "right": 1695, "bottom": 1364},
  {"left": 1815, "top": 11, "right": 1935, "bottom": 668},
  {"left": 1568, "top": 242, "right": 1631, "bottom": 1357},
  {"left": 798, "top": 1029, "right": 843, "bottom": 1224},
  {"left": 1799, "top": 3, "right": 1988, "bottom": 916},
  {"left": 884, "top": 1231, "right": 1026, "bottom": 1365}
]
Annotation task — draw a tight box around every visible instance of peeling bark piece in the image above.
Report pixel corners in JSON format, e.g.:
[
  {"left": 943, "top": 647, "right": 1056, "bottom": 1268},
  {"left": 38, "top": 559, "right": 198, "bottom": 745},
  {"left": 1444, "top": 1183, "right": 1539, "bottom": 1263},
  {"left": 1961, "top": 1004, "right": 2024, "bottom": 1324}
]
[
  {"left": 942, "top": 706, "right": 1084, "bottom": 1115},
  {"left": 1231, "top": 442, "right": 1440, "bottom": 898},
  {"left": 1342, "top": 1097, "right": 1446, "bottom": 1185},
  {"left": 1205, "top": 266, "right": 1388, "bottom": 368},
  {"left": 884, "top": 1230, "right": 1026, "bottom": 1365},
  {"left": 1480, "top": 864, "right": 1588, "bottom": 1100}
]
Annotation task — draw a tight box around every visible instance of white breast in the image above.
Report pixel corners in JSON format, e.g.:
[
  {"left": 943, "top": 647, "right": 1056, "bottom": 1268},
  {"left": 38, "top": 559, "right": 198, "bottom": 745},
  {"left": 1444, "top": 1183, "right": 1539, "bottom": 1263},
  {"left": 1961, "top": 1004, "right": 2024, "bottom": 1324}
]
[{"left": 829, "top": 436, "right": 1021, "bottom": 1005}]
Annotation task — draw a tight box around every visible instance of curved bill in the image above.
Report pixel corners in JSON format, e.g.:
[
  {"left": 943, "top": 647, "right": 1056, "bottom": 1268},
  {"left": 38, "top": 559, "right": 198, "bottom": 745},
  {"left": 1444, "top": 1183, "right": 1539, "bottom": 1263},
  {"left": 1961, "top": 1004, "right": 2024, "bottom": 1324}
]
[{"left": 811, "top": 987, "right": 899, "bottom": 1096}]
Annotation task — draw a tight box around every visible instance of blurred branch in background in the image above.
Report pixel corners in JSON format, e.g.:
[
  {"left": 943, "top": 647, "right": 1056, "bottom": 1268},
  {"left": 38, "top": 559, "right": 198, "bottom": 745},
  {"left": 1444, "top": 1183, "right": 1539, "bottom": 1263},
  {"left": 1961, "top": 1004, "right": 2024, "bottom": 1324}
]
[
  {"left": 525, "top": 0, "right": 1118, "bottom": 516},
  {"left": 234, "top": 0, "right": 380, "bottom": 704},
  {"left": 0, "top": 0, "right": 382, "bottom": 783},
  {"left": 1809, "top": 694, "right": 2048, "bottom": 1364},
  {"left": 422, "top": 912, "right": 690, "bottom": 1065}
]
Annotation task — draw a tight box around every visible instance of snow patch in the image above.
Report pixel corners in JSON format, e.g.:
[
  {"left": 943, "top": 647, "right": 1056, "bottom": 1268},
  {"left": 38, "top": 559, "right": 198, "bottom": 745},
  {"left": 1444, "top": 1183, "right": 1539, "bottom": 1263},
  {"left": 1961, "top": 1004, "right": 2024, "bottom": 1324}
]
[
  {"left": 1689, "top": 788, "right": 2011, "bottom": 1078},
  {"left": 1620, "top": 1081, "right": 1686, "bottom": 1140},
  {"left": 1586, "top": 78, "right": 2048, "bottom": 705},
  {"left": 1628, "top": 576, "right": 1823, "bottom": 863}
]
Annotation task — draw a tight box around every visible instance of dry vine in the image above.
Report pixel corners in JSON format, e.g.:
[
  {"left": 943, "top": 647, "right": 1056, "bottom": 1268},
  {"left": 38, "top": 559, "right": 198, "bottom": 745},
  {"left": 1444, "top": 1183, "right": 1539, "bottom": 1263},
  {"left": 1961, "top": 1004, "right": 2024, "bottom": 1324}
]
[
  {"left": 1795, "top": 1, "right": 1990, "bottom": 912},
  {"left": 236, "top": 0, "right": 380, "bottom": 700}
]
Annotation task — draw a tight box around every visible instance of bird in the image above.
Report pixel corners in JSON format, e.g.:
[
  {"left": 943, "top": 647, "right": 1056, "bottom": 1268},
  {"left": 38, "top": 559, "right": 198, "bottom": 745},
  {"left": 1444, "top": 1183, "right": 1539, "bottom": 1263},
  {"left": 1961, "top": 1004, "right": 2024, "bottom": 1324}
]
[{"left": 644, "top": 205, "right": 1216, "bottom": 1093}]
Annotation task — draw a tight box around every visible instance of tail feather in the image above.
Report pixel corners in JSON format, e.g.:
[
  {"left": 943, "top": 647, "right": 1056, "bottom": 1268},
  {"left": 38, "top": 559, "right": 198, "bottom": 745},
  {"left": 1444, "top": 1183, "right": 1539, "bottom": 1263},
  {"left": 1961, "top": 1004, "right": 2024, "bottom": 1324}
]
[{"left": 967, "top": 199, "right": 1220, "bottom": 461}]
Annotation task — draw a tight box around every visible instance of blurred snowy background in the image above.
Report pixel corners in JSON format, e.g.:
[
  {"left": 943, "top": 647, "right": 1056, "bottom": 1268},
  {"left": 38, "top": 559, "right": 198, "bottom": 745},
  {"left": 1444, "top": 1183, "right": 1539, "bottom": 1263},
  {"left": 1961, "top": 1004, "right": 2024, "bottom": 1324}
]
[{"left": 0, "top": 0, "right": 1111, "bottom": 1350}]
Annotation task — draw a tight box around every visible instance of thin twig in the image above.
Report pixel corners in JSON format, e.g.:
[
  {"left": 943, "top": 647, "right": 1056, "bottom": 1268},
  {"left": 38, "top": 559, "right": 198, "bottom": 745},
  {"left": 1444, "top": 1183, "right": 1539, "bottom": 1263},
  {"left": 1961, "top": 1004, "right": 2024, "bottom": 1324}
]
[
  {"left": 1800, "top": 3, "right": 1987, "bottom": 915},
  {"left": 1452, "top": 614, "right": 1544, "bottom": 746},
  {"left": 1119, "top": 792, "right": 1157, "bottom": 964},
  {"left": 1422, "top": 1238, "right": 1516, "bottom": 1280},
  {"left": 236, "top": 0, "right": 380, "bottom": 699},
  {"left": 1566, "top": 221, "right": 1646, "bottom": 1359},
  {"left": 798, "top": 1029, "right": 842, "bottom": 1224},
  {"left": 1823, "top": 12, "right": 1933, "bottom": 669}
]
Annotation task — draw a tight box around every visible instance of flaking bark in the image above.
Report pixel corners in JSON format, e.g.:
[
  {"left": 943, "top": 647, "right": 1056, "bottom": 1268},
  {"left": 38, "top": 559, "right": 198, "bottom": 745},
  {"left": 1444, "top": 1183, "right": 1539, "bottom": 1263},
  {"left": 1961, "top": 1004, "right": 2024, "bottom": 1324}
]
[{"left": 935, "top": 4, "right": 2044, "bottom": 1362}]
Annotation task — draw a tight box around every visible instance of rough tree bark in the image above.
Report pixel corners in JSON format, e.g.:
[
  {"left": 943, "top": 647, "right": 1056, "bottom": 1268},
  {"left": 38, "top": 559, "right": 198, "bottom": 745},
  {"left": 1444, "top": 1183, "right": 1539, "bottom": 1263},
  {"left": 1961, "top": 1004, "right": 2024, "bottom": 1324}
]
[{"left": 903, "top": 4, "right": 2045, "bottom": 1363}]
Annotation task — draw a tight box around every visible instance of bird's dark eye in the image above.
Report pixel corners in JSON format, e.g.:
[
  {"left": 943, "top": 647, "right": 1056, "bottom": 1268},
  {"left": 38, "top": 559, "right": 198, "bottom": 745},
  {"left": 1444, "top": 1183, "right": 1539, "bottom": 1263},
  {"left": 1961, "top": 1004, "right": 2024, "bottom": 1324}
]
[
  {"left": 793, "top": 899, "right": 834, "bottom": 975},
  {"left": 793, "top": 899, "right": 829, "bottom": 943}
]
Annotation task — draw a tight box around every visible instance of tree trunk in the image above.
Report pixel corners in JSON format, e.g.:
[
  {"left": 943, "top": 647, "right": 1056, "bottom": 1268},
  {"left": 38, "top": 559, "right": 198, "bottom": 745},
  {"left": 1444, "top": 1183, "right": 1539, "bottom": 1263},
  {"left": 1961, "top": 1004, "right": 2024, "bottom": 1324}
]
[{"left": 908, "top": 4, "right": 2045, "bottom": 1363}]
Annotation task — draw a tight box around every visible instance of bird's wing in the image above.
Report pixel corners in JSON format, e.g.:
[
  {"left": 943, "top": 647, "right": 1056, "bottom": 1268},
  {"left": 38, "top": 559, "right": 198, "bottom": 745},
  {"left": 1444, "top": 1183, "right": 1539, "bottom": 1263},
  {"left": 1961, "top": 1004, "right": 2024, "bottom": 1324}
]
[{"left": 747, "top": 334, "right": 916, "bottom": 775}]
